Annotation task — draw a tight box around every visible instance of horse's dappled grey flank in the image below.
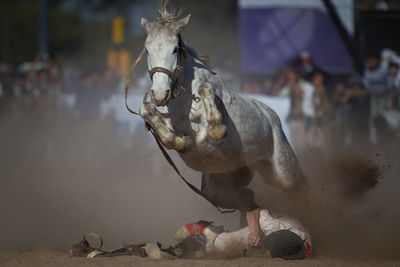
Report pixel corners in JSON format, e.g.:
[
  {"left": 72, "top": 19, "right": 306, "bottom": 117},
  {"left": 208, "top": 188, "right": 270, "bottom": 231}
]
[{"left": 138, "top": 0, "right": 309, "bottom": 214}]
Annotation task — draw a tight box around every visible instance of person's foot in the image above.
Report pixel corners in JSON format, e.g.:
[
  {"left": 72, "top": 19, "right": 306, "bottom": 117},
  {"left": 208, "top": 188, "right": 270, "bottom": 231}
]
[{"left": 174, "top": 221, "right": 223, "bottom": 252}]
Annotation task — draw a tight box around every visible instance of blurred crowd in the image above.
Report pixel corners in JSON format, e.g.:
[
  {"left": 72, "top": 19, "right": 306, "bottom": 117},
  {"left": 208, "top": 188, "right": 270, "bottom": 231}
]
[
  {"left": 241, "top": 48, "right": 400, "bottom": 151},
  {"left": 0, "top": 55, "right": 121, "bottom": 122},
  {"left": 0, "top": 55, "right": 142, "bottom": 165},
  {"left": 2, "top": 47, "right": 400, "bottom": 155}
]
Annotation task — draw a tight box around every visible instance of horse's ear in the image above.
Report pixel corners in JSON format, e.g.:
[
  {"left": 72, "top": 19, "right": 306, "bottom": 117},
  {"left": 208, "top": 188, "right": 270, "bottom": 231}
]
[
  {"left": 176, "top": 14, "right": 191, "bottom": 32},
  {"left": 141, "top": 18, "right": 149, "bottom": 30}
]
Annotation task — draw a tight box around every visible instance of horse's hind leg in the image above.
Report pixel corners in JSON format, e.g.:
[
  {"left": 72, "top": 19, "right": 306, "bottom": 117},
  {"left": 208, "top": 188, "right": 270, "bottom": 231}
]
[
  {"left": 199, "top": 82, "right": 227, "bottom": 141},
  {"left": 252, "top": 100, "right": 308, "bottom": 191},
  {"left": 253, "top": 101, "right": 317, "bottom": 218}
]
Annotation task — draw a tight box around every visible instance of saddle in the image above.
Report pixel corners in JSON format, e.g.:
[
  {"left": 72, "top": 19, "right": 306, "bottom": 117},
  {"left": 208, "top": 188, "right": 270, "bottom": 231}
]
[
  {"left": 70, "top": 232, "right": 147, "bottom": 258},
  {"left": 70, "top": 232, "right": 209, "bottom": 259}
]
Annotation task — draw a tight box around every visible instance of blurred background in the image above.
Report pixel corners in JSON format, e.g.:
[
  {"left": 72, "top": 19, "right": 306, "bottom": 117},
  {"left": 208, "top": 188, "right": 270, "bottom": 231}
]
[{"left": 1, "top": 0, "right": 400, "bottom": 259}]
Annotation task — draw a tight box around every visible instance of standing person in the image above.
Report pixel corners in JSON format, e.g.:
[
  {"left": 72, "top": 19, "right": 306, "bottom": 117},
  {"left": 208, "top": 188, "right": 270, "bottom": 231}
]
[
  {"left": 289, "top": 51, "right": 319, "bottom": 80},
  {"left": 278, "top": 68, "right": 315, "bottom": 153},
  {"left": 175, "top": 208, "right": 312, "bottom": 260},
  {"left": 311, "top": 71, "right": 333, "bottom": 147},
  {"left": 363, "top": 54, "right": 389, "bottom": 121}
]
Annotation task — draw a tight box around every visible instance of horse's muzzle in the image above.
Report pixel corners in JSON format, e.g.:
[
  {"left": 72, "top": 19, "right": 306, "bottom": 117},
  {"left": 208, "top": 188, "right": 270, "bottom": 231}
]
[{"left": 151, "top": 89, "right": 171, "bottom": 106}]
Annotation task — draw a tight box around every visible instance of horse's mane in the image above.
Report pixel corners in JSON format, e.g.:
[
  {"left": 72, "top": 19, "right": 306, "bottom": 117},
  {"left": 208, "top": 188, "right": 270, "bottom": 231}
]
[
  {"left": 155, "top": 0, "right": 183, "bottom": 23},
  {"left": 186, "top": 46, "right": 210, "bottom": 68}
]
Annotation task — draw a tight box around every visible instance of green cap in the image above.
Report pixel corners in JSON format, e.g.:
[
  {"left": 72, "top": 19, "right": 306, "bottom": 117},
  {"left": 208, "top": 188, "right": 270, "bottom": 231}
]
[{"left": 263, "top": 230, "right": 306, "bottom": 260}]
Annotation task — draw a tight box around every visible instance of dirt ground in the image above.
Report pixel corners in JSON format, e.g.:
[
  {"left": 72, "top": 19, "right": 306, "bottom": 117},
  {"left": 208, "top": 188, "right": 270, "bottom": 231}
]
[
  {"left": 1, "top": 102, "right": 400, "bottom": 266},
  {"left": 1, "top": 247, "right": 400, "bottom": 267}
]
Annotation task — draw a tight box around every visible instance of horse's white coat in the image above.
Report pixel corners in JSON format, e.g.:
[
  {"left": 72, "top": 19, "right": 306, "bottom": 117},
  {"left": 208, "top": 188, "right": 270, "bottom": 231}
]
[{"left": 139, "top": 7, "right": 307, "bottom": 205}]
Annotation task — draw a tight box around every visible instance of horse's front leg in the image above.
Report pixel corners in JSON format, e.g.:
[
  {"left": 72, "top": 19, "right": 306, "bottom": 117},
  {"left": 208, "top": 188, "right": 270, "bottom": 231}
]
[
  {"left": 199, "top": 83, "right": 227, "bottom": 141},
  {"left": 140, "top": 102, "right": 192, "bottom": 153}
]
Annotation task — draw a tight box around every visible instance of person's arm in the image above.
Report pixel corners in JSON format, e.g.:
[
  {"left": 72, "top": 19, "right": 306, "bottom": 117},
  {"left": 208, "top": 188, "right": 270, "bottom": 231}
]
[{"left": 247, "top": 208, "right": 262, "bottom": 246}]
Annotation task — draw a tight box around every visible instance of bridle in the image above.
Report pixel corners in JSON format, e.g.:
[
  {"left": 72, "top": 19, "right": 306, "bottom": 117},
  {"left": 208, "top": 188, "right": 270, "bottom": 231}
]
[{"left": 147, "top": 34, "right": 187, "bottom": 100}]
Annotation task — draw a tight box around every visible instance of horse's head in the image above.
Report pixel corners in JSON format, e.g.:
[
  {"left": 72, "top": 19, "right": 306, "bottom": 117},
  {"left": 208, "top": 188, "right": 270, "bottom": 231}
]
[{"left": 141, "top": 1, "right": 190, "bottom": 106}]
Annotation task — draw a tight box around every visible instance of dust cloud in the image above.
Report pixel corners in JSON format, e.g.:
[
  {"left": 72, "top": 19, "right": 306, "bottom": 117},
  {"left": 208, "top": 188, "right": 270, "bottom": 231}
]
[
  {"left": 1, "top": 101, "right": 400, "bottom": 262},
  {"left": 0, "top": 102, "right": 238, "bottom": 251},
  {"left": 250, "top": 141, "right": 400, "bottom": 260}
]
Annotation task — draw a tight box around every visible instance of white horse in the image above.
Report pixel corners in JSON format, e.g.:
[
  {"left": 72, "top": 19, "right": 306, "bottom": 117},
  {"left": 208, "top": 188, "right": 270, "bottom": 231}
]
[{"left": 137, "top": 0, "right": 310, "bottom": 244}]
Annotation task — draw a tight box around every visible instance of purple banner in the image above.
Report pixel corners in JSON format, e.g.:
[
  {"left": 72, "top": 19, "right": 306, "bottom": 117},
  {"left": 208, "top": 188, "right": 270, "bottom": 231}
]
[{"left": 240, "top": 7, "right": 352, "bottom": 74}]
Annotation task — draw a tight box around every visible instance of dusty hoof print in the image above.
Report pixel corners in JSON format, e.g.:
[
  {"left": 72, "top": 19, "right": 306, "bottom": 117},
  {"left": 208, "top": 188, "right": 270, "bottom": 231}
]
[{"left": 206, "top": 124, "right": 227, "bottom": 141}]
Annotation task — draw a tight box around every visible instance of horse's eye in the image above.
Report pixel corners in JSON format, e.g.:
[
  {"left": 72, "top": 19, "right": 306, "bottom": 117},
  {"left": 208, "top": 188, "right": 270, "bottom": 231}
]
[{"left": 173, "top": 47, "right": 178, "bottom": 54}]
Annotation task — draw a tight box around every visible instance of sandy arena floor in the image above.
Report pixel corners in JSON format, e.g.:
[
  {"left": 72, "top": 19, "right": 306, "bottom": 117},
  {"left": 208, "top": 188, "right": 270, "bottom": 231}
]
[{"left": 1, "top": 247, "right": 400, "bottom": 267}]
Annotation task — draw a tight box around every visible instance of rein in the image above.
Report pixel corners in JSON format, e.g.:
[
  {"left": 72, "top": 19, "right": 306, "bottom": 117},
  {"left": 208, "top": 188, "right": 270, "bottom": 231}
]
[{"left": 124, "top": 39, "right": 236, "bottom": 214}]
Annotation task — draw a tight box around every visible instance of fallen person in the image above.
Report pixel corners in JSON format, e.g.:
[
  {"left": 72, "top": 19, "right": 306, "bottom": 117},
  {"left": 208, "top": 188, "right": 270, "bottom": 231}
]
[
  {"left": 175, "top": 208, "right": 312, "bottom": 260},
  {"left": 71, "top": 208, "right": 311, "bottom": 260}
]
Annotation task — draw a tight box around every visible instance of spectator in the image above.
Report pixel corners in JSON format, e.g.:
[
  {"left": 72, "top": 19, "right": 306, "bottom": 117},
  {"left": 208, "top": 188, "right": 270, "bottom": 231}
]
[
  {"left": 311, "top": 71, "right": 332, "bottom": 122},
  {"left": 289, "top": 51, "right": 319, "bottom": 80},
  {"left": 363, "top": 53, "right": 389, "bottom": 121},
  {"left": 35, "top": 69, "right": 49, "bottom": 97},
  {"left": 48, "top": 64, "right": 65, "bottom": 91},
  {"left": 279, "top": 68, "right": 315, "bottom": 153},
  {"left": 311, "top": 71, "right": 333, "bottom": 146}
]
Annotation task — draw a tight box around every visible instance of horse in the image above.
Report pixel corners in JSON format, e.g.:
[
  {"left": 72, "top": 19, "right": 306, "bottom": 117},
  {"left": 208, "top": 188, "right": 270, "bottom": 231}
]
[{"left": 136, "top": 0, "right": 311, "bottom": 243}]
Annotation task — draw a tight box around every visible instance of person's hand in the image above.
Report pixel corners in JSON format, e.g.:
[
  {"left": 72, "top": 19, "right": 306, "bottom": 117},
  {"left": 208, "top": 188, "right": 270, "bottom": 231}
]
[{"left": 248, "top": 231, "right": 262, "bottom": 247}]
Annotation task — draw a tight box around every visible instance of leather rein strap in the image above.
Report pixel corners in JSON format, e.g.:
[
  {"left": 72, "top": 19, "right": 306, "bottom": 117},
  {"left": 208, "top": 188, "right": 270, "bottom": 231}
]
[
  {"left": 149, "top": 67, "right": 173, "bottom": 81},
  {"left": 124, "top": 37, "right": 236, "bottom": 214}
]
